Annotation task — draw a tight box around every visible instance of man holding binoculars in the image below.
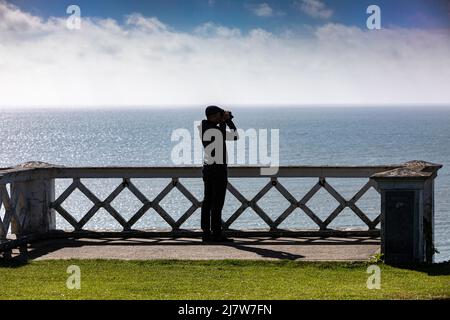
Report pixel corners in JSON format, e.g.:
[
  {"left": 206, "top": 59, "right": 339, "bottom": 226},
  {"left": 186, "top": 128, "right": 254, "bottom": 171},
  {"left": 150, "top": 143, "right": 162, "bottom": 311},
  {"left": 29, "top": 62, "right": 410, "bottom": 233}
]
[{"left": 200, "top": 106, "right": 239, "bottom": 243}]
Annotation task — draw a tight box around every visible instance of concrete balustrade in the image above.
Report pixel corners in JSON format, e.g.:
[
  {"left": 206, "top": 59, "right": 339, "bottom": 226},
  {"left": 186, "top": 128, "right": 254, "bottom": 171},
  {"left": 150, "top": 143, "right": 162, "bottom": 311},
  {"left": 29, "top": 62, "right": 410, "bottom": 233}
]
[{"left": 0, "top": 160, "right": 443, "bottom": 264}]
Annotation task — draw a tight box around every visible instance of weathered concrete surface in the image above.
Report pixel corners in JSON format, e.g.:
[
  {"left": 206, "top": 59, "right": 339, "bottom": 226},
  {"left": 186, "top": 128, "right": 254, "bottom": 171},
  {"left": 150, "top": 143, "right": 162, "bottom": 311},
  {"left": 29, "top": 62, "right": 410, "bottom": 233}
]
[
  {"left": 11, "top": 178, "right": 56, "bottom": 234},
  {"left": 18, "top": 237, "right": 380, "bottom": 261}
]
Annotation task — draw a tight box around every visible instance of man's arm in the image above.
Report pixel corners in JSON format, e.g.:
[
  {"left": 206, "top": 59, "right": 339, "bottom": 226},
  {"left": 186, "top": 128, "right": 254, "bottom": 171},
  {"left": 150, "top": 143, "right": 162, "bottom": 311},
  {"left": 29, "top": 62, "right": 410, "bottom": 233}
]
[{"left": 225, "top": 119, "right": 239, "bottom": 141}]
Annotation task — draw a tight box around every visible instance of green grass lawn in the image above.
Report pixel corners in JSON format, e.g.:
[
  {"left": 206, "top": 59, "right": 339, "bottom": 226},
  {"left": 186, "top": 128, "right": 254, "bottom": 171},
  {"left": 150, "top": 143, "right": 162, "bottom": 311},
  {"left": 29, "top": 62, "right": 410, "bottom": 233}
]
[{"left": 0, "top": 259, "right": 449, "bottom": 300}]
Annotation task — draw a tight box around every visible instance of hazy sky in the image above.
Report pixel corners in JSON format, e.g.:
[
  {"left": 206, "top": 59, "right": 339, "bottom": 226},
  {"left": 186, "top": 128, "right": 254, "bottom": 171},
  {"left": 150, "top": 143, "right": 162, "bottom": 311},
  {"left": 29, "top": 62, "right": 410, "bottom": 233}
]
[{"left": 1, "top": 0, "right": 450, "bottom": 108}]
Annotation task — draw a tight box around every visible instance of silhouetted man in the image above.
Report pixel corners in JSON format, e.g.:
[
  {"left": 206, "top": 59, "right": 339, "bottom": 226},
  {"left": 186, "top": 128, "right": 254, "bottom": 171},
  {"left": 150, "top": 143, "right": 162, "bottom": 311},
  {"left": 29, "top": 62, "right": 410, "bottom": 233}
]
[{"left": 200, "top": 106, "right": 239, "bottom": 243}]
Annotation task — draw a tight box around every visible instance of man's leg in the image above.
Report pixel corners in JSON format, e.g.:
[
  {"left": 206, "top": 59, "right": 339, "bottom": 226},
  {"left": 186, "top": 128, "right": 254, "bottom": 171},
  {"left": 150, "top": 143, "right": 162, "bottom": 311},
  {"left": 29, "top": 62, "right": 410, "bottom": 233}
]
[
  {"left": 211, "top": 171, "right": 228, "bottom": 237},
  {"left": 201, "top": 176, "right": 213, "bottom": 237}
]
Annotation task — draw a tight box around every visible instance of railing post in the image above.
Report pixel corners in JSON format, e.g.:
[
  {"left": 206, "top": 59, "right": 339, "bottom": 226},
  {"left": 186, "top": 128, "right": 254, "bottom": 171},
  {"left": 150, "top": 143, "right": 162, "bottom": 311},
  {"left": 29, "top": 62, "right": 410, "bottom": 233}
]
[
  {"left": 371, "top": 161, "right": 442, "bottom": 265},
  {"left": 10, "top": 164, "right": 56, "bottom": 236}
]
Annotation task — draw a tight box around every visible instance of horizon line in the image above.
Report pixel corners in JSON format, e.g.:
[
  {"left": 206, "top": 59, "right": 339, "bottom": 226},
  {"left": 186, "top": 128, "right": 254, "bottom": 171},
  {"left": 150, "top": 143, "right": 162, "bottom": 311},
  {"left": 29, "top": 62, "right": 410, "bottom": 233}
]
[{"left": 2, "top": 103, "right": 450, "bottom": 111}]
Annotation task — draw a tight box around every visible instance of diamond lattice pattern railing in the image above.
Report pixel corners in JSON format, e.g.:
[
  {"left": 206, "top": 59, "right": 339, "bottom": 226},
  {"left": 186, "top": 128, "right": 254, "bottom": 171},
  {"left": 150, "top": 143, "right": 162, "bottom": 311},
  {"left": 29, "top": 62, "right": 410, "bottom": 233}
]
[{"left": 51, "top": 177, "right": 381, "bottom": 232}]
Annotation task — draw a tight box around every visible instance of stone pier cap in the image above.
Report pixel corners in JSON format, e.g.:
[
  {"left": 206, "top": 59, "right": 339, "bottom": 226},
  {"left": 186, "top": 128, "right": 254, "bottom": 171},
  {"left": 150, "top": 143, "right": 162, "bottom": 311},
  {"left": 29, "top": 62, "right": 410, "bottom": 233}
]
[
  {"left": 0, "top": 162, "right": 65, "bottom": 184},
  {"left": 371, "top": 160, "right": 443, "bottom": 181}
]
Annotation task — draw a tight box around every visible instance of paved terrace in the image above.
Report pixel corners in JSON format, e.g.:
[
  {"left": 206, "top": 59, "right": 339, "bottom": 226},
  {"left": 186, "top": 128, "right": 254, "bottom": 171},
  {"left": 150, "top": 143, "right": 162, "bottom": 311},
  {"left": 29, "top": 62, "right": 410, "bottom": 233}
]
[{"left": 11, "top": 236, "right": 380, "bottom": 261}]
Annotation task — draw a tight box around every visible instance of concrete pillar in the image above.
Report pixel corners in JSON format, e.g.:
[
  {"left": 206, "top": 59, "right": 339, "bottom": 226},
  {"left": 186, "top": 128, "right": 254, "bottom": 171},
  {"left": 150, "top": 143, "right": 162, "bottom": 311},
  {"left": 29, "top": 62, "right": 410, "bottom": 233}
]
[
  {"left": 11, "top": 178, "right": 56, "bottom": 235},
  {"left": 371, "top": 161, "right": 442, "bottom": 265}
]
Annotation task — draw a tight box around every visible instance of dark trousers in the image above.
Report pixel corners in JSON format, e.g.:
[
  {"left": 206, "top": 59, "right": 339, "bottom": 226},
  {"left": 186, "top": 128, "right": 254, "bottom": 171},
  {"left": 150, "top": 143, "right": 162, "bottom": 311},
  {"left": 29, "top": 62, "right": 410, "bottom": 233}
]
[{"left": 201, "top": 166, "right": 228, "bottom": 236}]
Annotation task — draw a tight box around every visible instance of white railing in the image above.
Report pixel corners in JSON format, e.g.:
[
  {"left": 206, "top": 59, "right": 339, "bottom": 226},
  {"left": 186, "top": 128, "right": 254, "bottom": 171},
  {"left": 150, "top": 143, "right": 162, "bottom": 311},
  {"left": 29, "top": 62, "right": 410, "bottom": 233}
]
[{"left": 0, "top": 163, "right": 401, "bottom": 243}]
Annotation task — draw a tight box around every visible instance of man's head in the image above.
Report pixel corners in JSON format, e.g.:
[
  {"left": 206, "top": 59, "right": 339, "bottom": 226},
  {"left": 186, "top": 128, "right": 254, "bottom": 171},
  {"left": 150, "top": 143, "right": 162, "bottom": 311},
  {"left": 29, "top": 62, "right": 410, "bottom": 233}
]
[{"left": 205, "top": 105, "right": 224, "bottom": 124}]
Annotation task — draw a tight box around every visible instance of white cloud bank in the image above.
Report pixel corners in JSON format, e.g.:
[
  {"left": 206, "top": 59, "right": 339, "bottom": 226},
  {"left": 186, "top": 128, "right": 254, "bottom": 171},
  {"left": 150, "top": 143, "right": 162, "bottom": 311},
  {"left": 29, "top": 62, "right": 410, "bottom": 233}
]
[{"left": 0, "top": 1, "right": 450, "bottom": 108}]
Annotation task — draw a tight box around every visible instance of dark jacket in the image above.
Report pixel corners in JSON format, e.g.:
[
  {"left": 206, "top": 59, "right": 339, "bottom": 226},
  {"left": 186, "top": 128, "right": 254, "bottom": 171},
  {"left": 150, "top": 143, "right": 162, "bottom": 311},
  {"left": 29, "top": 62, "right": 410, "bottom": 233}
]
[{"left": 199, "top": 119, "right": 238, "bottom": 167}]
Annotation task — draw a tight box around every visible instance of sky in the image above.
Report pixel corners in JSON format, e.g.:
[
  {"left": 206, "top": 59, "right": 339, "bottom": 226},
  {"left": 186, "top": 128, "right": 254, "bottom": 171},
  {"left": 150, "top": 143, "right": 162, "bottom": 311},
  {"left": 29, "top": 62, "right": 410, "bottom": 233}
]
[{"left": 1, "top": 0, "right": 450, "bottom": 108}]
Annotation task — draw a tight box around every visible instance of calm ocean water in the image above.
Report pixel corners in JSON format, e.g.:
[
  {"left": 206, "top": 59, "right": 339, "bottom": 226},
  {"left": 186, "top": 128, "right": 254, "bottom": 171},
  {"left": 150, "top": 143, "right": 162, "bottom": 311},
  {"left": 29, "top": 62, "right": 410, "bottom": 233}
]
[{"left": 0, "top": 107, "right": 449, "bottom": 262}]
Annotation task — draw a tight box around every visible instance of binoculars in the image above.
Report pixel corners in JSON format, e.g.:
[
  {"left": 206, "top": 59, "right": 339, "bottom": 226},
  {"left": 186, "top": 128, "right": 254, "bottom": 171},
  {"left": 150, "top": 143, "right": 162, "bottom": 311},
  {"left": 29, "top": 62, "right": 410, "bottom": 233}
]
[{"left": 222, "top": 111, "right": 234, "bottom": 120}]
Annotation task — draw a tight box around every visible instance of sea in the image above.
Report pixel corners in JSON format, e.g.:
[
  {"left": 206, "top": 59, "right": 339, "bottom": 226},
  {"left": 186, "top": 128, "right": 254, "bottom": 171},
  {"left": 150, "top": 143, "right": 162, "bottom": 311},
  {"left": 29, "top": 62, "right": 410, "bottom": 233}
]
[{"left": 0, "top": 107, "right": 449, "bottom": 262}]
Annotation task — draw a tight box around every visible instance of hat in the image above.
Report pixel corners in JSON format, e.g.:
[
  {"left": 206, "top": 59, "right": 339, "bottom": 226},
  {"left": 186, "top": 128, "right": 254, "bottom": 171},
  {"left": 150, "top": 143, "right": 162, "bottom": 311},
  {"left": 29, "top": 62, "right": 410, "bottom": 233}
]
[{"left": 205, "top": 105, "right": 224, "bottom": 117}]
